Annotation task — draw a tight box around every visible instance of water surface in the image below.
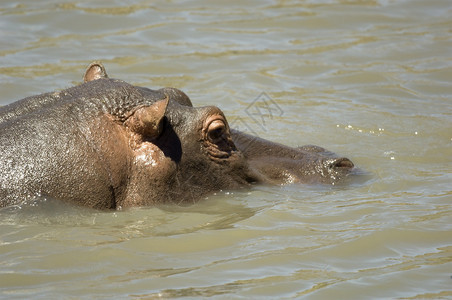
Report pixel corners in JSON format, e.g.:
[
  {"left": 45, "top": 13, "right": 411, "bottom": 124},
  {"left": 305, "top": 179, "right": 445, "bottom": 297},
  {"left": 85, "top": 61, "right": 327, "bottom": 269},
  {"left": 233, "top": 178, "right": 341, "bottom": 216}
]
[{"left": 0, "top": 0, "right": 451, "bottom": 299}]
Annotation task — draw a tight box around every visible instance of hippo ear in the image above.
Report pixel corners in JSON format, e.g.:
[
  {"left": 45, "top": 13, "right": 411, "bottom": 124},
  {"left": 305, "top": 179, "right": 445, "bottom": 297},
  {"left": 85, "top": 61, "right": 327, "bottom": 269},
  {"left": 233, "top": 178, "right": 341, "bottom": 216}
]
[
  {"left": 127, "top": 96, "right": 169, "bottom": 139},
  {"left": 83, "top": 62, "right": 109, "bottom": 82}
]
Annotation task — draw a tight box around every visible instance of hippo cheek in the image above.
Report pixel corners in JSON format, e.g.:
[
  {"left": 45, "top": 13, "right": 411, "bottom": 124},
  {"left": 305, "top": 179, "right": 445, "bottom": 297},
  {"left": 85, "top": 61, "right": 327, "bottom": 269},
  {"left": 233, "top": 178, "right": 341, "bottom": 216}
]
[
  {"left": 133, "top": 143, "right": 175, "bottom": 173},
  {"left": 131, "top": 142, "right": 177, "bottom": 191},
  {"left": 121, "top": 142, "right": 176, "bottom": 206},
  {"left": 134, "top": 144, "right": 159, "bottom": 167}
]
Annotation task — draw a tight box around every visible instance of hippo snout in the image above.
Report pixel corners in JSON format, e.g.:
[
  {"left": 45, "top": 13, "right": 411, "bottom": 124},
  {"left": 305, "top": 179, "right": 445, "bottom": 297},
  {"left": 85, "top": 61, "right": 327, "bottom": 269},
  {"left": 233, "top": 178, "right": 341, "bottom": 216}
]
[{"left": 327, "top": 157, "right": 354, "bottom": 170}]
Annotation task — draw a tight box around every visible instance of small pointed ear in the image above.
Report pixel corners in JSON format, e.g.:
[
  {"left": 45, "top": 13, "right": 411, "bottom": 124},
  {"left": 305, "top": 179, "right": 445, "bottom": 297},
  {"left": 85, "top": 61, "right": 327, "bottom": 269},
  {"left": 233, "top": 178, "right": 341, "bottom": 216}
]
[
  {"left": 83, "top": 62, "right": 109, "bottom": 82},
  {"left": 126, "top": 96, "right": 169, "bottom": 139}
]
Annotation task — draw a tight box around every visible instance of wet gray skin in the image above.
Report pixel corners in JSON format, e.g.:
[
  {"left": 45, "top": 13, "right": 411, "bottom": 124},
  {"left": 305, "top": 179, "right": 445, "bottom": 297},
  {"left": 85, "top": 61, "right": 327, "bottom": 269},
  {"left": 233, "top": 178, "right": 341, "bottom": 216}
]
[{"left": 0, "top": 63, "right": 355, "bottom": 209}]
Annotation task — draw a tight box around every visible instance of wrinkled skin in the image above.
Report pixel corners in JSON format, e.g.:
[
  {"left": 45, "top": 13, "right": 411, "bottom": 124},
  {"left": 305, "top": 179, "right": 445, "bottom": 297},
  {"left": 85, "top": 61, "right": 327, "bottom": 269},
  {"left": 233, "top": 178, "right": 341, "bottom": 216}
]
[{"left": 0, "top": 62, "right": 354, "bottom": 209}]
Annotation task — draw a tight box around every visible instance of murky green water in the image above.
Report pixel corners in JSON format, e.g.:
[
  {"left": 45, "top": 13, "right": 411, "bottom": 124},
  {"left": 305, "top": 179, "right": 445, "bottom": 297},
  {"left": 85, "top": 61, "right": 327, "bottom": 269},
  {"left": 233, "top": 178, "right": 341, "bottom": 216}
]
[{"left": 1, "top": 0, "right": 451, "bottom": 299}]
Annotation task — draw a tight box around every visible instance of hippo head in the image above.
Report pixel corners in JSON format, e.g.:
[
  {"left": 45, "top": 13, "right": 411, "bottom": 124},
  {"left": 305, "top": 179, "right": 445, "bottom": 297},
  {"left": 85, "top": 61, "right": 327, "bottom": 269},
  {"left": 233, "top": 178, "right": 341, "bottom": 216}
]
[
  {"left": 82, "top": 63, "right": 257, "bottom": 207},
  {"left": 83, "top": 62, "right": 355, "bottom": 206},
  {"left": 122, "top": 94, "right": 255, "bottom": 206},
  {"left": 78, "top": 62, "right": 356, "bottom": 208}
]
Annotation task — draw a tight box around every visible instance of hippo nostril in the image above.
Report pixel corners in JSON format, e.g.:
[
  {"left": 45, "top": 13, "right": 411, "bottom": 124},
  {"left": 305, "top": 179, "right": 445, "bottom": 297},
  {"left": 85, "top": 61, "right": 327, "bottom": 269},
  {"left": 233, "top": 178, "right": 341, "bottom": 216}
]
[{"left": 329, "top": 158, "right": 354, "bottom": 169}]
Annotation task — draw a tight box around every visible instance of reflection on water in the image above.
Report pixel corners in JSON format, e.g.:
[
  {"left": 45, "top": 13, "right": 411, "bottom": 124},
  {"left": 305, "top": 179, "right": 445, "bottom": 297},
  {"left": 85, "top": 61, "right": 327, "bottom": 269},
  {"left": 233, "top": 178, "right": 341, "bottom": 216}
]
[{"left": 0, "top": 0, "right": 451, "bottom": 298}]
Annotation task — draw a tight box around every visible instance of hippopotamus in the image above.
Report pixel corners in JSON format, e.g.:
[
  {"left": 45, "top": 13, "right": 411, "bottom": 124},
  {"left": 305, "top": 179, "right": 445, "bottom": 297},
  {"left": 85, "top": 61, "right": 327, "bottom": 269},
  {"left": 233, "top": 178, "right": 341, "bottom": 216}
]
[{"left": 0, "top": 62, "right": 354, "bottom": 209}]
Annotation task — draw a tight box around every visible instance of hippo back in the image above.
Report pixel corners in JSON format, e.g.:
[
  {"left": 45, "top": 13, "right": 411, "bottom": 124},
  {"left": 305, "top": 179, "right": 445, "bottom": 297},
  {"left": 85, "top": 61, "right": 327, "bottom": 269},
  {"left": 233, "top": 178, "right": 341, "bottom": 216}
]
[{"left": 0, "top": 79, "right": 165, "bottom": 208}]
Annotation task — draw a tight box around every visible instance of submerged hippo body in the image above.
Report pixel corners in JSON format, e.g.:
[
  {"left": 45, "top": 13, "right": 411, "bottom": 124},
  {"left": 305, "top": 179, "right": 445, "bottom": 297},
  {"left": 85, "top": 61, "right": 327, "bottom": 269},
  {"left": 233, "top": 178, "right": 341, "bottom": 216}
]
[{"left": 0, "top": 63, "right": 354, "bottom": 209}]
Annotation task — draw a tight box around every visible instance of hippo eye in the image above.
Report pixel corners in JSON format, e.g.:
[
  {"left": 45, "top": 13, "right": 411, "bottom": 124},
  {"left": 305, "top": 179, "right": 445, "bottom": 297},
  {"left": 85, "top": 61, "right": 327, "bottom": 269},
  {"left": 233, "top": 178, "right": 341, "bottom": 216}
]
[{"left": 207, "top": 120, "right": 226, "bottom": 143}]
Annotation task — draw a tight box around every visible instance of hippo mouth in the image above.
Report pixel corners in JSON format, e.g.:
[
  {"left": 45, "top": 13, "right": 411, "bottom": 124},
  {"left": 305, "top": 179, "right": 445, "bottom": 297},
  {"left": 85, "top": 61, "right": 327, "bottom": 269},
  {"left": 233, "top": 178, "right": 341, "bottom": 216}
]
[{"left": 203, "top": 114, "right": 238, "bottom": 162}]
